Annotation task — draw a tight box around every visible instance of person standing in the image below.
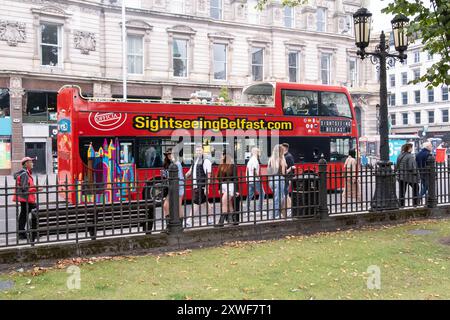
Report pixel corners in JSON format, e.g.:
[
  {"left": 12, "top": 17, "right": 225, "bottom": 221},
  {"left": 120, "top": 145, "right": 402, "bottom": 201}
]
[
  {"left": 282, "top": 143, "right": 295, "bottom": 217},
  {"left": 185, "top": 144, "right": 213, "bottom": 227},
  {"left": 396, "top": 143, "right": 419, "bottom": 206},
  {"left": 13, "top": 157, "right": 37, "bottom": 241},
  {"left": 416, "top": 141, "right": 432, "bottom": 198},
  {"left": 246, "top": 147, "right": 265, "bottom": 213},
  {"left": 342, "top": 149, "right": 361, "bottom": 203},
  {"left": 162, "top": 148, "right": 185, "bottom": 228},
  {"left": 267, "top": 144, "right": 287, "bottom": 219},
  {"left": 216, "top": 154, "right": 238, "bottom": 226}
]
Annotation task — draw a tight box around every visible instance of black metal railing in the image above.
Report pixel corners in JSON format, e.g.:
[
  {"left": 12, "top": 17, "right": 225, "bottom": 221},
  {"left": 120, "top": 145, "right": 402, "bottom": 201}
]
[{"left": 0, "top": 155, "right": 448, "bottom": 248}]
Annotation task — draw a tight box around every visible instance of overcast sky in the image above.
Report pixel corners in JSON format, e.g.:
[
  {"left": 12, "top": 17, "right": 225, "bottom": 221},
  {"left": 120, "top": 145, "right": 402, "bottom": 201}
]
[{"left": 368, "top": 0, "right": 432, "bottom": 32}]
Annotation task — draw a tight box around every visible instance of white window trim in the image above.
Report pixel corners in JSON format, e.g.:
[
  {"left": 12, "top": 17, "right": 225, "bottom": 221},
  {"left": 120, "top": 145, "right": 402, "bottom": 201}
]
[
  {"left": 127, "top": 35, "right": 144, "bottom": 75},
  {"left": 167, "top": 26, "right": 196, "bottom": 79},
  {"left": 173, "top": 38, "right": 189, "bottom": 78},
  {"left": 213, "top": 43, "right": 227, "bottom": 81},
  {"left": 40, "top": 22, "right": 63, "bottom": 68}
]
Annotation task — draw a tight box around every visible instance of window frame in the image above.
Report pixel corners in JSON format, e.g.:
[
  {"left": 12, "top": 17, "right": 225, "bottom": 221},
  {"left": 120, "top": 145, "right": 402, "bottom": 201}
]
[
  {"left": 401, "top": 92, "right": 408, "bottom": 105},
  {"left": 284, "top": 6, "right": 294, "bottom": 28},
  {"left": 402, "top": 112, "right": 408, "bottom": 125},
  {"left": 348, "top": 58, "right": 357, "bottom": 87},
  {"left": 401, "top": 72, "right": 408, "bottom": 85},
  {"left": 428, "top": 110, "right": 435, "bottom": 123},
  {"left": 320, "top": 53, "right": 331, "bottom": 85},
  {"left": 40, "top": 22, "right": 63, "bottom": 67},
  {"left": 210, "top": 0, "right": 223, "bottom": 20},
  {"left": 288, "top": 51, "right": 299, "bottom": 83},
  {"left": 442, "top": 109, "right": 449, "bottom": 123},
  {"left": 316, "top": 7, "right": 327, "bottom": 32},
  {"left": 127, "top": 34, "right": 144, "bottom": 75},
  {"left": 213, "top": 42, "right": 227, "bottom": 81},
  {"left": 414, "top": 90, "right": 421, "bottom": 104},
  {"left": 251, "top": 47, "right": 264, "bottom": 82},
  {"left": 173, "top": 38, "right": 189, "bottom": 78},
  {"left": 415, "top": 111, "right": 421, "bottom": 124},
  {"left": 442, "top": 86, "right": 449, "bottom": 101},
  {"left": 428, "top": 88, "right": 434, "bottom": 103}
]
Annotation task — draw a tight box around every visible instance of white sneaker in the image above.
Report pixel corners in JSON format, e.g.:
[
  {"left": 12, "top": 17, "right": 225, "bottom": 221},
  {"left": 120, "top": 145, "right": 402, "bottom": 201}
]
[
  {"left": 208, "top": 216, "right": 214, "bottom": 225},
  {"left": 287, "top": 209, "right": 292, "bottom": 218},
  {"left": 185, "top": 217, "right": 192, "bottom": 228}
]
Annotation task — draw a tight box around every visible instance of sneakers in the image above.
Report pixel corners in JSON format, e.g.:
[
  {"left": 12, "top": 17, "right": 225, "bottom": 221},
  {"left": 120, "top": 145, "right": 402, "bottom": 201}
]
[
  {"left": 287, "top": 209, "right": 292, "bottom": 218},
  {"left": 185, "top": 217, "right": 192, "bottom": 228},
  {"left": 208, "top": 216, "right": 214, "bottom": 225}
]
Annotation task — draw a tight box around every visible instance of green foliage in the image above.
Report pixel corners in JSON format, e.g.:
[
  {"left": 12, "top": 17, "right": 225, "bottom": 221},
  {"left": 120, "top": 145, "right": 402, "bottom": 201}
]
[
  {"left": 218, "top": 86, "right": 232, "bottom": 103},
  {"left": 255, "top": 0, "right": 308, "bottom": 11},
  {"left": 382, "top": 0, "right": 450, "bottom": 87}
]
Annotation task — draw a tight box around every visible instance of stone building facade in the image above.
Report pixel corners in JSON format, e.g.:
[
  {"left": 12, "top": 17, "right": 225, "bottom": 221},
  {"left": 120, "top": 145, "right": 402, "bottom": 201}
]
[{"left": 0, "top": 0, "right": 378, "bottom": 174}]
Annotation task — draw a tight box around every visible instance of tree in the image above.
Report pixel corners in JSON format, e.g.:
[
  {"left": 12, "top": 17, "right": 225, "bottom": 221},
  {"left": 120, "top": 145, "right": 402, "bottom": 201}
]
[
  {"left": 382, "top": 0, "right": 449, "bottom": 87},
  {"left": 219, "top": 86, "right": 232, "bottom": 103}
]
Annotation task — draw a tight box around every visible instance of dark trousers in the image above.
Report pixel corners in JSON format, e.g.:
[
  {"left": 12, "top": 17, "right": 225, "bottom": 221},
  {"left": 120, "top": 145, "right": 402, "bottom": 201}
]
[
  {"left": 18, "top": 202, "right": 37, "bottom": 239},
  {"left": 398, "top": 181, "right": 419, "bottom": 207}
]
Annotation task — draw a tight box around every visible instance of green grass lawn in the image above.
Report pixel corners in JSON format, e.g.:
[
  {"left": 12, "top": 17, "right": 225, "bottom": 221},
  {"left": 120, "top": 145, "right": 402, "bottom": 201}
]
[{"left": 1, "top": 218, "right": 450, "bottom": 300}]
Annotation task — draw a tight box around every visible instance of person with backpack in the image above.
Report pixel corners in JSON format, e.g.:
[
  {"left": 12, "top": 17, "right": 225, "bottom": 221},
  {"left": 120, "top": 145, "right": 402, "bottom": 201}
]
[
  {"left": 396, "top": 143, "right": 419, "bottom": 207},
  {"left": 13, "top": 156, "right": 37, "bottom": 241},
  {"left": 185, "top": 144, "right": 212, "bottom": 227}
]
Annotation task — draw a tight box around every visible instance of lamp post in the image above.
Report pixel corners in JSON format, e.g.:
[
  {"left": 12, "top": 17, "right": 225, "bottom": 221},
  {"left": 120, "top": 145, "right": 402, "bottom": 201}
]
[{"left": 353, "top": 8, "right": 409, "bottom": 211}]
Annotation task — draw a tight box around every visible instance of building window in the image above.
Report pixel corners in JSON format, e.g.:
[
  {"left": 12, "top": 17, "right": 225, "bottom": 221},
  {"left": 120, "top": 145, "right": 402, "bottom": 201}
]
[
  {"left": 428, "top": 110, "right": 434, "bottom": 123},
  {"left": 284, "top": 7, "right": 294, "bottom": 28},
  {"left": 127, "top": 35, "right": 143, "bottom": 74},
  {"left": 288, "top": 51, "right": 299, "bottom": 82},
  {"left": 0, "top": 89, "right": 10, "bottom": 117},
  {"left": 414, "top": 90, "right": 421, "bottom": 103},
  {"left": 173, "top": 38, "right": 188, "bottom": 77},
  {"left": 389, "top": 93, "right": 396, "bottom": 106},
  {"left": 40, "top": 23, "right": 62, "bottom": 67},
  {"left": 213, "top": 43, "right": 227, "bottom": 80},
  {"left": 401, "top": 72, "right": 407, "bottom": 85},
  {"left": 413, "top": 50, "right": 420, "bottom": 63},
  {"left": 428, "top": 88, "right": 434, "bottom": 102},
  {"left": 251, "top": 47, "right": 264, "bottom": 81},
  {"left": 390, "top": 114, "right": 396, "bottom": 126},
  {"left": 415, "top": 112, "right": 421, "bottom": 124},
  {"left": 428, "top": 53, "right": 433, "bottom": 60},
  {"left": 413, "top": 69, "right": 420, "bottom": 80},
  {"left": 402, "top": 92, "right": 408, "bottom": 105},
  {"left": 402, "top": 113, "right": 408, "bottom": 125},
  {"left": 442, "top": 109, "right": 449, "bottom": 123},
  {"left": 316, "top": 8, "right": 326, "bottom": 32},
  {"left": 320, "top": 53, "right": 331, "bottom": 84},
  {"left": 170, "top": 0, "right": 185, "bottom": 14},
  {"left": 389, "top": 74, "right": 395, "bottom": 87},
  {"left": 442, "top": 86, "right": 449, "bottom": 101},
  {"left": 248, "top": 0, "right": 260, "bottom": 24},
  {"left": 24, "top": 91, "right": 57, "bottom": 123},
  {"left": 210, "top": 0, "right": 223, "bottom": 20},
  {"left": 345, "top": 15, "right": 353, "bottom": 35},
  {"left": 349, "top": 58, "right": 357, "bottom": 87}
]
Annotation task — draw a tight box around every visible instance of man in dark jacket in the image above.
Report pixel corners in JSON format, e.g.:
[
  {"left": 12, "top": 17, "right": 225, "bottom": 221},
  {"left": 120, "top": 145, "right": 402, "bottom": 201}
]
[
  {"left": 396, "top": 143, "right": 419, "bottom": 206},
  {"left": 13, "top": 157, "right": 37, "bottom": 240},
  {"left": 415, "top": 141, "right": 432, "bottom": 198}
]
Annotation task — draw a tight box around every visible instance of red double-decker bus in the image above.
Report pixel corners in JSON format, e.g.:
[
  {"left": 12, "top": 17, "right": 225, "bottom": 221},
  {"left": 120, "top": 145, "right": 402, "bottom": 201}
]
[{"left": 57, "top": 82, "right": 358, "bottom": 204}]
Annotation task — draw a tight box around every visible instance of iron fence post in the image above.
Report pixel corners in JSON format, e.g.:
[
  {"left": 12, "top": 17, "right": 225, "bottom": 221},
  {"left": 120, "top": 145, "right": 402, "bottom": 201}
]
[
  {"left": 168, "top": 163, "right": 182, "bottom": 234},
  {"left": 427, "top": 154, "right": 437, "bottom": 208},
  {"left": 318, "top": 158, "right": 329, "bottom": 219}
]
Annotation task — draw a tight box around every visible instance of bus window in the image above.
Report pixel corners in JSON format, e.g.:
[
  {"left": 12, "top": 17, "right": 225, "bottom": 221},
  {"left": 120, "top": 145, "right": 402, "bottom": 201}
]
[
  {"left": 241, "top": 83, "right": 275, "bottom": 106},
  {"left": 320, "top": 92, "right": 352, "bottom": 118},
  {"left": 329, "top": 138, "right": 357, "bottom": 162},
  {"left": 234, "top": 136, "right": 269, "bottom": 165},
  {"left": 282, "top": 90, "right": 319, "bottom": 116},
  {"left": 119, "top": 141, "right": 133, "bottom": 164},
  {"left": 137, "top": 139, "right": 163, "bottom": 168}
]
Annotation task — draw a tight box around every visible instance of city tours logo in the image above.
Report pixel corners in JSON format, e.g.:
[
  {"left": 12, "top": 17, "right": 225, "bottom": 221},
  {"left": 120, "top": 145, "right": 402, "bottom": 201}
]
[{"left": 88, "top": 112, "right": 128, "bottom": 131}]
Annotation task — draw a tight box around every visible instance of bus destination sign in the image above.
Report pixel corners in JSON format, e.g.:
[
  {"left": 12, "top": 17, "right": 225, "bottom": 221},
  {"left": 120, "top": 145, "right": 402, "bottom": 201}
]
[{"left": 320, "top": 120, "right": 352, "bottom": 133}]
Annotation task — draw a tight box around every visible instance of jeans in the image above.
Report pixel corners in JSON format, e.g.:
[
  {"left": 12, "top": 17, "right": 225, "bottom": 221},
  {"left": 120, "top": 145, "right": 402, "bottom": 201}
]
[
  {"left": 18, "top": 202, "right": 37, "bottom": 239},
  {"left": 420, "top": 179, "right": 429, "bottom": 198},
  {"left": 398, "top": 180, "right": 419, "bottom": 207},
  {"left": 269, "top": 177, "right": 285, "bottom": 219},
  {"left": 247, "top": 180, "right": 265, "bottom": 211}
]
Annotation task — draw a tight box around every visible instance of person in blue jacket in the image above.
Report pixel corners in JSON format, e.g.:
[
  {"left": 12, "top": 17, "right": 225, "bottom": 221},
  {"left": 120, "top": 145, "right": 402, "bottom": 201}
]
[{"left": 415, "top": 141, "right": 432, "bottom": 198}]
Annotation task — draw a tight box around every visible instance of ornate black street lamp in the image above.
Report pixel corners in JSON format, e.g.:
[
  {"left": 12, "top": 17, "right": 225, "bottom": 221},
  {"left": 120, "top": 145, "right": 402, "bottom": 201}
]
[{"left": 353, "top": 8, "right": 409, "bottom": 211}]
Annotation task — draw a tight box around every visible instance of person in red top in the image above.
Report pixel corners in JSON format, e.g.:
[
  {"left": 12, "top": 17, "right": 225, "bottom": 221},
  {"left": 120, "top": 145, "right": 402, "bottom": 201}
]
[{"left": 13, "top": 157, "right": 37, "bottom": 240}]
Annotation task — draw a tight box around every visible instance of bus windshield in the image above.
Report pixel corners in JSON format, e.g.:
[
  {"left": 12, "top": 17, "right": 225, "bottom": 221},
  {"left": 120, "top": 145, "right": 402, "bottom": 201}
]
[
  {"left": 241, "top": 83, "right": 275, "bottom": 106},
  {"left": 282, "top": 90, "right": 352, "bottom": 118}
]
